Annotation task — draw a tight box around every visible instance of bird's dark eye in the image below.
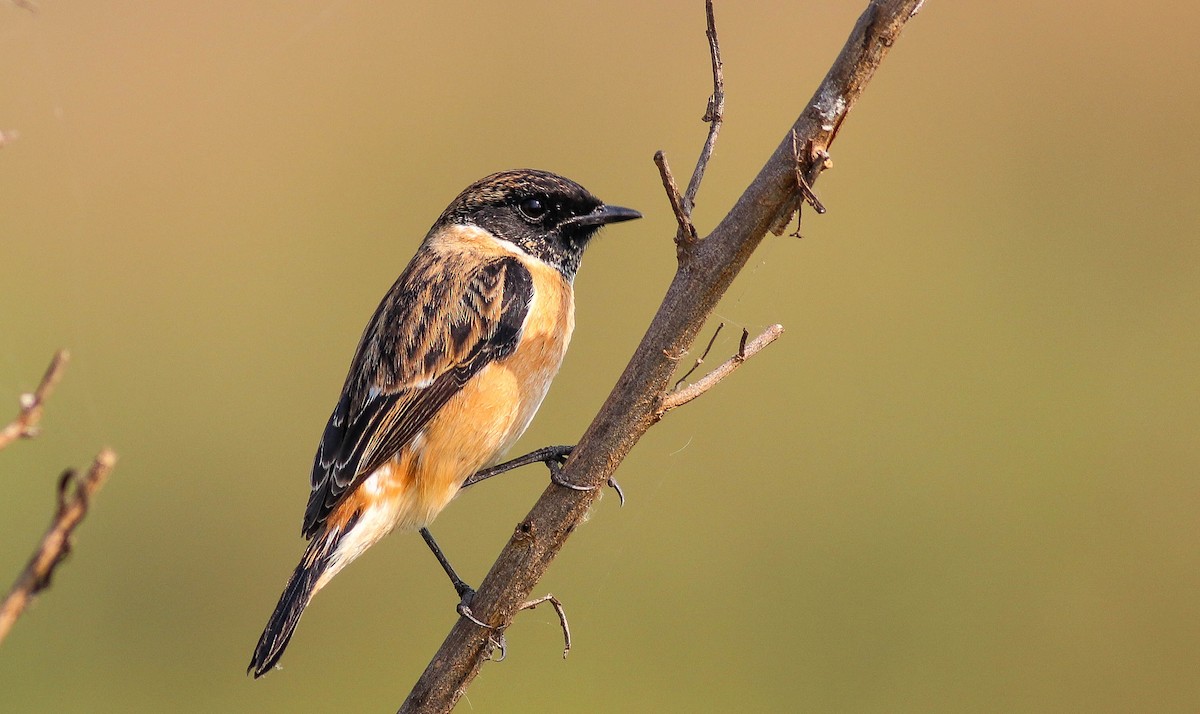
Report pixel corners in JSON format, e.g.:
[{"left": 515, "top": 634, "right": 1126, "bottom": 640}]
[{"left": 518, "top": 197, "right": 547, "bottom": 221}]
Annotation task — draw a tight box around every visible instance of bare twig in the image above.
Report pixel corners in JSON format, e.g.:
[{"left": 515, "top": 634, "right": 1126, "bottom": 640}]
[
  {"left": 673, "top": 322, "right": 725, "bottom": 390},
  {"left": 0, "top": 449, "right": 117, "bottom": 645},
  {"left": 659, "top": 324, "right": 783, "bottom": 417},
  {"left": 0, "top": 350, "right": 69, "bottom": 451},
  {"left": 518, "top": 594, "right": 571, "bottom": 659},
  {"left": 399, "top": 3, "right": 922, "bottom": 710},
  {"left": 682, "top": 0, "right": 725, "bottom": 215},
  {"left": 654, "top": 150, "right": 697, "bottom": 246},
  {"left": 792, "top": 130, "right": 827, "bottom": 215}
]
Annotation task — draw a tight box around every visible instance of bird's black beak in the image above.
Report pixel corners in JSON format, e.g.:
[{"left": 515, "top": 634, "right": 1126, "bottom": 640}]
[{"left": 561, "top": 204, "right": 642, "bottom": 230}]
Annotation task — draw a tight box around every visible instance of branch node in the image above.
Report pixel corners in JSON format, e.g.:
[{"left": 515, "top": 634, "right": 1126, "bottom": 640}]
[
  {"left": 792, "top": 130, "right": 827, "bottom": 215},
  {"left": 0, "top": 448, "right": 117, "bottom": 644},
  {"left": 514, "top": 520, "right": 536, "bottom": 543},
  {"left": 783, "top": 131, "right": 832, "bottom": 239},
  {"left": 673, "top": 322, "right": 725, "bottom": 391},
  {"left": 682, "top": 0, "right": 725, "bottom": 215},
  {"left": 0, "top": 350, "right": 70, "bottom": 451}
]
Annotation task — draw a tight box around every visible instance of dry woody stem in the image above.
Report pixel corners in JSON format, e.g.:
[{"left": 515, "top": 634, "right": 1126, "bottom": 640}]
[
  {"left": 0, "top": 449, "right": 118, "bottom": 645},
  {"left": 1, "top": 352, "right": 118, "bottom": 645},
  {"left": 400, "top": 2, "right": 923, "bottom": 711},
  {"left": 0, "top": 350, "right": 69, "bottom": 451},
  {"left": 682, "top": 0, "right": 725, "bottom": 216},
  {"left": 654, "top": 150, "right": 697, "bottom": 246}
]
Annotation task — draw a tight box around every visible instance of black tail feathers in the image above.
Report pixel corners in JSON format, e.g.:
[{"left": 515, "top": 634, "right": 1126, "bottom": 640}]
[{"left": 248, "top": 530, "right": 341, "bottom": 678}]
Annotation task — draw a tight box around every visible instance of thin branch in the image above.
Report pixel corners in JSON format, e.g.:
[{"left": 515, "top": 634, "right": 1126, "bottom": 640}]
[
  {"left": 517, "top": 594, "right": 571, "bottom": 659},
  {"left": 399, "top": 2, "right": 922, "bottom": 710},
  {"left": 792, "top": 130, "right": 827, "bottom": 214},
  {"left": 659, "top": 324, "right": 783, "bottom": 417},
  {"left": 653, "top": 150, "right": 697, "bottom": 246},
  {"left": 673, "top": 322, "right": 724, "bottom": 390},
  {"left": 682, "top": 0, "right": 725, "bottom": 215},
  {"left": 785, "top": 133, "right": 836, "bottom": 238},
  {"left": 0, "top": 350, "right": 69, "bottom": 451},
  {"left": 0, "top": 448, "right": 117, "bottom": 645}
]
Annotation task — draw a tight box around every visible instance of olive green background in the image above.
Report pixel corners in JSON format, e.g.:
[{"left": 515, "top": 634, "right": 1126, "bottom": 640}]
[{"left": 2, "top": 2, "right": 1198, "bottom": 712}]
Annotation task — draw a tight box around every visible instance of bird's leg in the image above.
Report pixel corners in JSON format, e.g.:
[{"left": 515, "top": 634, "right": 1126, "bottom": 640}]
[
  {"left": 419, "top": 527, "right": 492, "bottom": 629},
  {"left": 463, "top": 444, "right": 625, "bottom": 506},
  {"left": 461, "top": 444, "right": 574, "bottom": 488}
]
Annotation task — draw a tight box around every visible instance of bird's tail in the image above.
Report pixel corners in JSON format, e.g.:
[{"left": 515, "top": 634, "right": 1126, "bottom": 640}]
[{"left": 248, "top": 526, "right": 345, "bottom": 678}]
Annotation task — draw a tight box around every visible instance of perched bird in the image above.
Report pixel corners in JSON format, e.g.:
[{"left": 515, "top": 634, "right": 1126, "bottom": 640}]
[{"left": 248, "top": 169, "right": 641, "bottom": 677}]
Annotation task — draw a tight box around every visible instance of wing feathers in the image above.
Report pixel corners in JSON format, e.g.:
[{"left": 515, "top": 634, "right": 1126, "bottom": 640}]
[{"left": 302, "top": 254, "right": 534, "bottom": 538}]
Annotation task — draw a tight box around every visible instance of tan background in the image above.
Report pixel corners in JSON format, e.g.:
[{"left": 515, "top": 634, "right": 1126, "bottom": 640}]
[{"left": 3, "top": 1, "right": 1198, "bottom": 711}]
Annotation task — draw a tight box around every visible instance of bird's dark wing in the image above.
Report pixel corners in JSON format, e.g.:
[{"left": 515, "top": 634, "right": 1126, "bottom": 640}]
[{"left": 302, "top": 253, "right": 533, "bottom": 538}]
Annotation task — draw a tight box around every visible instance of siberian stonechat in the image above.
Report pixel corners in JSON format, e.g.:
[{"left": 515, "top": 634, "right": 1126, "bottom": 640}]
[{"left": 249, "top": 169, "right": 640, "bottom": 677}]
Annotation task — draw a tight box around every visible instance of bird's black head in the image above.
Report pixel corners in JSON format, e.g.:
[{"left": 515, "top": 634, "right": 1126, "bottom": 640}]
[{"left": 433, "top": 169, "right": 641, "bottom": 279}]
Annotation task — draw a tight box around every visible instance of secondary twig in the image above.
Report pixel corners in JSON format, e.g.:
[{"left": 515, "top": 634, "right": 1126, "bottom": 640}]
[
  {"left": 0, "top": 350, "right": 69, "bottom": 451},
  {"left": 654, "top": 150, "right": 697, "bottom": 246},
  {"left": 659, "top": 324, "right": 783, "bottom": 417},
  {"left": 792, "top": 130, "right": 827, "bottom": 215},
  {"left": 673, "top": 322, "right": 725, "bottom": 391},
  {"left": 518, "top": 593, "right": 571, "bottom": 659},
  {"left": 0, "top": 448, "right": 117, "bottom": 645},
  {"left": 682, "top": 0, "right": 725, "bottom": 216}
]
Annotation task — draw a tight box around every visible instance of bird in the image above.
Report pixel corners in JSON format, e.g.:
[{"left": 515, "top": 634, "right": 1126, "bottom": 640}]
[{"left": 248, "top": 168, "right": 641, "bottom": 678}]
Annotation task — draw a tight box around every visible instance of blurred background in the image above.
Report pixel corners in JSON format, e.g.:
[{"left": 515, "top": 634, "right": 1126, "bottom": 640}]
[{"left": 3, "top": 1, "right": 1198, "bottom": 711}]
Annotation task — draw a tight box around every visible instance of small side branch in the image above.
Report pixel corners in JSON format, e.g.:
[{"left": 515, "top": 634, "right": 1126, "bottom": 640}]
[
  {"left": 673, "top": 322, "right": 724, "bottom": 390},
  {"left": 792, "top": 130, "right": 827, "bottom": 216},
  {"left": 659, "top": 324, "right": 784, "bottom": 417},
  {"left": 0, "top": 350, "right": 69, "bottom": 451},
  {"left": 0, "top": 449, "right": 117, "bottom": 645},
  {"left": 518, "top": 594, "right": 571, "bottom": 659},
  {"left": 682, "top": 0, "right": 725, "bottom": 215},
  {"left": 654, "top": 151, "right": 697, "bottom": 247}
]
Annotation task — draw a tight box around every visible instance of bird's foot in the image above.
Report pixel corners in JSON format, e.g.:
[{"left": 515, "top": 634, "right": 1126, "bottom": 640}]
[
  {"left": 456, "top": 588, "right": 495, "bottom": 630},
  {"left": 546, "top": 459, "right": 625, "bottom": 507}
]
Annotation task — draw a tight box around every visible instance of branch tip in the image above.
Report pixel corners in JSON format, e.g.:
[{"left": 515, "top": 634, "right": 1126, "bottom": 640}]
[
  {"left": 0, "top": 349, "right": 70, "bottom": 451},
  {"left": 519, "top": 594, "right": 572, "bottom": 659},
  {"left": 0, "top": 448, "right": 117, "bottom": 644},
  {"left": 653, "top": 151, "right": 698, "bottom": 248}
]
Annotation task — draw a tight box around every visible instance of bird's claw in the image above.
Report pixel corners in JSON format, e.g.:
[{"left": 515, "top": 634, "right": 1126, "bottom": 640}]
[
  {"left": 458, "top": 597, "right": 496, "bottom": 633},
  {"left": 547, "top": 460, "right": 626, "bottom": 506}
]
